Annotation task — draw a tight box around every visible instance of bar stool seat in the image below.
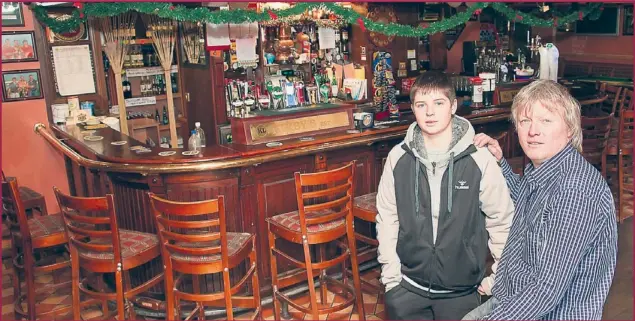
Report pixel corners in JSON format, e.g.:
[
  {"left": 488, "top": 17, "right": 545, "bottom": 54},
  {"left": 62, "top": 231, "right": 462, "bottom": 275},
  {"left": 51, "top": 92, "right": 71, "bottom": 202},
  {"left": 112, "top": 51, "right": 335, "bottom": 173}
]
[
  {"left": 172, "top": 232, "right": 253, "bottom": 263},
  {"left": 353, "top": 193, "right": 377, "bottom": 223},
  {"left": 77, "top": 229, "right": 159, "bottom": 262},
  {"left": 269, "top": 208, "right": 344, "bottom": 233}
]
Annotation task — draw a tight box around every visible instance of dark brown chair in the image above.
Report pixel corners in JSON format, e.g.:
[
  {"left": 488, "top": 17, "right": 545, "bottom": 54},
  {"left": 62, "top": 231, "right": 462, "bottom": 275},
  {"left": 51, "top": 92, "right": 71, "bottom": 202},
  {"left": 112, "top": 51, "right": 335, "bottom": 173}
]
[
  {"left": 147, "top": 193, "right": 261, "bottom": 321},
  {"left": 3, "top": 178, "right": 71, "bottom": 320},
  {"left": 596, "top": 82, "right": 623, "bottom": 115},
  {"left": 348, "top": 192, "right": 382, "bottom": 293},
  {"left": 579, "top": 95, "right": 609, "bottom": 117},
  {"left": 581, "top": 114, "right": 613, "bottom": 177},
  {"left": 54, "top": 188, "right": 164, "bottom": 320},
  {"left": 266, "top": 161, "right": 365, "bottom": 320},
  {"left": 610, "top": 110, "right": 634, "bottom": 222},
  {"left": 2, "top": 171, "right": 48, "bottom": 216}
]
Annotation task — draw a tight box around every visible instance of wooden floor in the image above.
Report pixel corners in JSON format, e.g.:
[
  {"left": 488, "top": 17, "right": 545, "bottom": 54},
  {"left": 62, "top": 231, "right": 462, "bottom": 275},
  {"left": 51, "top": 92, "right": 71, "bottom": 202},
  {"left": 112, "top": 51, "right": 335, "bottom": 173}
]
[{"left": 1, "top": 217, "right": 632, "bottom": 320}]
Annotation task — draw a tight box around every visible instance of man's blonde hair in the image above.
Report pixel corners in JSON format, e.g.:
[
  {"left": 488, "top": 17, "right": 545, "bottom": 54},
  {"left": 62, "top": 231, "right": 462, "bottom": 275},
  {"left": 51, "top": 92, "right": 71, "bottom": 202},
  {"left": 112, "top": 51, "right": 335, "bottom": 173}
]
[{"left": 510, "top": 80, "right": 582, "bottom": 152}]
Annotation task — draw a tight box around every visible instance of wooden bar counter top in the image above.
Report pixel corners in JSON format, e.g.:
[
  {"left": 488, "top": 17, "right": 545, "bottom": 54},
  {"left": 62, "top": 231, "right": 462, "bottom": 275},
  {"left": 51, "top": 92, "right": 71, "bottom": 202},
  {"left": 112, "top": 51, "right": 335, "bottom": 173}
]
[{"left": 35, "top": 105, "right": 513, "bottom": 301}]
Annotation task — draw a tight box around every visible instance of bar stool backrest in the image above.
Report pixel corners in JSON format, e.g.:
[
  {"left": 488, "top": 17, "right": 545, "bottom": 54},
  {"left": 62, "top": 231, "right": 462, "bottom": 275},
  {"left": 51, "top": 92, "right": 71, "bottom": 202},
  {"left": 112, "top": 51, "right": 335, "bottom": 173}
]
[
  {"left": 4, "top": 179, "right": 32, "bottom": 245},
  {"left": 603, "top": 85, "right": 623, "bottom": 115},
  {"left": 621, "top": 89, "right": 634, "bottom": 112},
  {"left": 53, "top": 187, "right": 123, "bottom": 270},
  {"left": 619, "top": 110, "right": 634, "bottom": 156},
  {"left": 581, "top": 114, "right": 613, "bottom": 161},
  {"left": 294, "top": 161, "right": 356, "bottom": 239},
  {"left": 147, "top": 193, "right": 227, "bottom": 272}
]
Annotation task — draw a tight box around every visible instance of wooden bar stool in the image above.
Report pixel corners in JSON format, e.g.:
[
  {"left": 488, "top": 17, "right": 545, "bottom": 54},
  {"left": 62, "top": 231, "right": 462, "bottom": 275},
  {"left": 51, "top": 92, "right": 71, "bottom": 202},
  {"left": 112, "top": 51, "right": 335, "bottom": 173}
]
[
  {"left": 3, "top": 178, "right": 71, "bottom": 320},
  {"left": 350, "top": 192, "right": 382, "bottom": 293},
  {"left": 53, "top": 187, "right": 164, "bottom": 320},
  {"left": 147, "top": 193, "right": 261, "bottom": 321},
  {"left": 2, "top": 171, "right": 48, "bottom": 216},
  {"left": 581, "top": 114, "right": 613, "bottom": 177},
  {"left": 266, "top": 161, "right": 365, "bottom": 320}
]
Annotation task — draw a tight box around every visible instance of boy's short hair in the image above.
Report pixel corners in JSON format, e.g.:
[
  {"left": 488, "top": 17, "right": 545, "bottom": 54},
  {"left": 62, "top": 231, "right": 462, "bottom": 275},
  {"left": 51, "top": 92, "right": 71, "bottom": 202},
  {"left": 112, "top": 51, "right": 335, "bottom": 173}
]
[{"left": 409, "top": 71, "right": 456, "bottom": 103}]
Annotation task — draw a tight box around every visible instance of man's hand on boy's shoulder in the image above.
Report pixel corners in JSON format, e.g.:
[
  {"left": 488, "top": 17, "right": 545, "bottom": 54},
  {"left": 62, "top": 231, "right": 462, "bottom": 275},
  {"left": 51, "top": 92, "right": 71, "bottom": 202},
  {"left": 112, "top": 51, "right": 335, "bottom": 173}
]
[
  {"left": 479, "top": 275, "right": 494, "bottom": 296},
  {"left": 474, "top": 133, "right": 503, "bottom": 162}
]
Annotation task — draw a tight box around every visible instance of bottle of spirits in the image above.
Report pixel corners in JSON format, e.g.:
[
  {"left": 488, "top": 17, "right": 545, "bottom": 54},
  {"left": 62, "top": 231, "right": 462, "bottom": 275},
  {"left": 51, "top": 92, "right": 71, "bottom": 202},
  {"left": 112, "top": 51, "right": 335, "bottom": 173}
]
[
  {"left": 122, "top": 75, "right": 132, "bottom": 99},
  {"left": 162, "top": 106, "right": 169, "bottom": 125},
  {"left": 155, "top": 109, "right": 160, "bottom": 122}
]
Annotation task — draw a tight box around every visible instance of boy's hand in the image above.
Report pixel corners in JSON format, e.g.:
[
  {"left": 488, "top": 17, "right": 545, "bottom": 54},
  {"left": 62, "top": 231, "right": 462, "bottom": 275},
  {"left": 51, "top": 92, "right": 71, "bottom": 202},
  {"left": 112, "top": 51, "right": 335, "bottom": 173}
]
[{"left": 474, "top": 133, "right": 503, "bottom": 162}]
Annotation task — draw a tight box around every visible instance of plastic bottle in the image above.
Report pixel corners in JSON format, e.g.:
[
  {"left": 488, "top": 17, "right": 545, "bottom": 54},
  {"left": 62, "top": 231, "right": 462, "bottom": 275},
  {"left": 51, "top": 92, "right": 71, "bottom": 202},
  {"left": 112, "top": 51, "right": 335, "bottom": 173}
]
[
  {"left": 194, "top": 122, "right": 206, "bottom": 147},
  {"left": 188, "top": 130, "right": 201, "bottom": 152}
]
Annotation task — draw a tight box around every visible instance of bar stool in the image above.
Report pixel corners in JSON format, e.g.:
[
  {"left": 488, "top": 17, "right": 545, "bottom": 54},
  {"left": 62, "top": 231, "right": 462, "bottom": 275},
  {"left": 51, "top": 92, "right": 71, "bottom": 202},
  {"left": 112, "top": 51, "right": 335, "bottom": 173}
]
[
  {"left": 266, "top": 161, "right": 365, "bottom": 320},
  {"left": 53, "top": 187, "right": 164, "bottom": 320},
  {"left": 3, "top": 178, "right": 71, "bottom": 320},
  {"left": 147, "top": 193, "right": 261, "bottom": 321},
  {"left": 349, "top": 192, "right": 382, "bottom": 293},
  {"left": 2, "top": 171, "right": 48, "bottom": 216}
]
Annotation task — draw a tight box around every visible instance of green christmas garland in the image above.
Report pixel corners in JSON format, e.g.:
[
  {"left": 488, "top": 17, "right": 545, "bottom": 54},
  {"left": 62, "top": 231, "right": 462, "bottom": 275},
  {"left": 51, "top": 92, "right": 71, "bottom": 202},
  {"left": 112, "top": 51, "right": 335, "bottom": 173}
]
[{"left": 31, "top": 2, "right": 603, "bottom": 37}]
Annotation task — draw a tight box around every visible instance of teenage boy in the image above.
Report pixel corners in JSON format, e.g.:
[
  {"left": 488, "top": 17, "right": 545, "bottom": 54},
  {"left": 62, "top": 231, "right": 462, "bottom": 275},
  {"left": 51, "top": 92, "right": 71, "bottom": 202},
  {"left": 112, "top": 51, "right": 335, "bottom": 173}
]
[{"left": 376, "top": 72, "right": 514, "bottom": 320}]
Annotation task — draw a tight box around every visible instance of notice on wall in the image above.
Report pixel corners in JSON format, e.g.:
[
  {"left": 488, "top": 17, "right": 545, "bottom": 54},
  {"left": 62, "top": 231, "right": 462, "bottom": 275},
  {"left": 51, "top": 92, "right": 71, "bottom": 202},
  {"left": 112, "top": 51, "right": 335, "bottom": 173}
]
[{"left": 51, "top": 45, "right": 96, "bottom": 96}]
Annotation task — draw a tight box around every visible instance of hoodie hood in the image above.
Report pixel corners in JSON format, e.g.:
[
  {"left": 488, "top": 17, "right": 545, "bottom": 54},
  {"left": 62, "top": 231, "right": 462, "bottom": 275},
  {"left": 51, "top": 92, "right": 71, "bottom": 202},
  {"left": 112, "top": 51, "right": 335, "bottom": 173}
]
[
  {"left": 402, "top": 115, "right": 477, "bottom": 216},
  {"left": 404, "top": 115, "right": 476, "bottom": 168}
]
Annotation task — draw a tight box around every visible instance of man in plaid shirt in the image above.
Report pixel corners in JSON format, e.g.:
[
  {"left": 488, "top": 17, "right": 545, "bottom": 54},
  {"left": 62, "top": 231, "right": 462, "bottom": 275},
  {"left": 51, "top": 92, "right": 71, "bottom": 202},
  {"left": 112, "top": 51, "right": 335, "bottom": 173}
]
[{"left": 465, "top": 80, "right": 618, "bottom": 320}]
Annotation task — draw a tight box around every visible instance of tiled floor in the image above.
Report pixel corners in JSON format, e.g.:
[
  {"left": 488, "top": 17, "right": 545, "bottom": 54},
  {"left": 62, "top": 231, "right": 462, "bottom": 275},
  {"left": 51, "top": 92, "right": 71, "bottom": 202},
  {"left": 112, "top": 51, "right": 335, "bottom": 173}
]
[{"left": 1, "top": 217, "right": 632, "bottom": 320}]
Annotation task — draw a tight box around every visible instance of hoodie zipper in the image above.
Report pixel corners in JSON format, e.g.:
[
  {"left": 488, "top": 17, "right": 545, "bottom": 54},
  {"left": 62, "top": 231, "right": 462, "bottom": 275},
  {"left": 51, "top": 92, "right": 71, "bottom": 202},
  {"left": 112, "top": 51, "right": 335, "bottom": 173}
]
[{"left": 432, "top": 162, "right": 436, "bottom": 175}]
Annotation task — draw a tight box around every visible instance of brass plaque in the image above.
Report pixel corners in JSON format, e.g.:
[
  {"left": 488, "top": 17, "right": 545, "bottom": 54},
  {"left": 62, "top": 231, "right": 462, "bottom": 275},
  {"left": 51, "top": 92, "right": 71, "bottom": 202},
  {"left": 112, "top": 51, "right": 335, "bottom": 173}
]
[
  {"left": 499, "top": 89, "right": 521, "bottom": 104},
  {"left": 249, "top": 111, "right": 350, "bottom": 142}
]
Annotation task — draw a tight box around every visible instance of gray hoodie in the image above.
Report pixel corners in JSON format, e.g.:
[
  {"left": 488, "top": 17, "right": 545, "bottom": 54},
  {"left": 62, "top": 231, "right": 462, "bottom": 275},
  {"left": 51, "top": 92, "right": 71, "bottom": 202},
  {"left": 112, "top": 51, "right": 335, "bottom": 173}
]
[{"left": 375, "top": 115, "right": 514, "bottom": 296}]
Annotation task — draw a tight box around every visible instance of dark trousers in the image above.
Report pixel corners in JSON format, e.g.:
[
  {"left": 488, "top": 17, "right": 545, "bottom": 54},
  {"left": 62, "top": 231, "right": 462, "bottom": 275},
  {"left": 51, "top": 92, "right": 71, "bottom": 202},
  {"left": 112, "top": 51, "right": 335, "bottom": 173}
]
[{"left": 385, "top": 281, "right": 481, "bottom": 320}]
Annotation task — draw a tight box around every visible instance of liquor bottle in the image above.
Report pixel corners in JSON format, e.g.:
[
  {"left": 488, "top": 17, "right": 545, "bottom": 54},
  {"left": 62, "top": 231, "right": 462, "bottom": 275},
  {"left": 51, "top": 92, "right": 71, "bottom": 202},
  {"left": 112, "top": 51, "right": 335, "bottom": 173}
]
[
  {"left": 162, "top": 106, "right": 169, "bottom": 125},
  {"left": 122, "top": 75, "right": 132, "bottom": 99},
  {"left": 171, "top": 73, "right": 178, "bottom": 93},
  {"left": 155, "top": 109, "right": 160, "bottom": 122}
]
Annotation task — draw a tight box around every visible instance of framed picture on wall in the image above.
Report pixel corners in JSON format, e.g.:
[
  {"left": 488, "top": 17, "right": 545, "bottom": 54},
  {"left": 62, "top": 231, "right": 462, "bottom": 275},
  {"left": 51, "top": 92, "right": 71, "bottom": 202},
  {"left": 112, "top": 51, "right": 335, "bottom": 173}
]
[
  {"left": 623, "top": 5, "right": 633, "bottom": 36},
  {"left": 2, "top": 31, "right": 38, "bottom": 63},
  {"left": 1, "top": 70, "right": 43, "bottom": 102},
  {"left": 2, "top": 2, "right": 24, "bottom": 27}
]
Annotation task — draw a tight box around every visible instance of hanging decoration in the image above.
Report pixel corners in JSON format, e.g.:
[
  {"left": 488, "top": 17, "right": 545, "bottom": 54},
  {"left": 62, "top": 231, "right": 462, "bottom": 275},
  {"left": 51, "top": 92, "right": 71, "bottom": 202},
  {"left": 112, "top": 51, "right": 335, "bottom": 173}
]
[
  {"left": 143, "top": 14, "right": 179, "bottom": 147},
  {"left": 31, "top": 2, "right": 603, "bottom": 38},
  {"left": 89, "top": 13, "right": 136, "bottom": 135}
]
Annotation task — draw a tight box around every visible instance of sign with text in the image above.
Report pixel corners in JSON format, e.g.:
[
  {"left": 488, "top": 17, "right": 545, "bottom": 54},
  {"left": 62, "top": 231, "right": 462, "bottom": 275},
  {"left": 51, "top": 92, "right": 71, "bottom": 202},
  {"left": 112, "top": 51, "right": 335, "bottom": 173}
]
[{"left": 249, "top": 111, "right": 350, "bottom": 141}]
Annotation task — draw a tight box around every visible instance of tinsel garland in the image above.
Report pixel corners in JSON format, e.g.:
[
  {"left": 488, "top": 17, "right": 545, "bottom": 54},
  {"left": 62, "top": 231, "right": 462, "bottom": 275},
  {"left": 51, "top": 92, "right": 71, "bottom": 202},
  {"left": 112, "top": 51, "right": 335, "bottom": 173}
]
[{"left": 31, "top": 2, "right": 603, "bottom": 37}]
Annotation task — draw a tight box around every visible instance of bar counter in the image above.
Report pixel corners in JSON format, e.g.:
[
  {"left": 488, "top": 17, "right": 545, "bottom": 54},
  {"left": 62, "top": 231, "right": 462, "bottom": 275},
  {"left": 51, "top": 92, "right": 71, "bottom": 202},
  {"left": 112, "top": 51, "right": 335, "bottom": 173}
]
[{"left": 35, "top": 105, "right": 513, "bottom": 300}]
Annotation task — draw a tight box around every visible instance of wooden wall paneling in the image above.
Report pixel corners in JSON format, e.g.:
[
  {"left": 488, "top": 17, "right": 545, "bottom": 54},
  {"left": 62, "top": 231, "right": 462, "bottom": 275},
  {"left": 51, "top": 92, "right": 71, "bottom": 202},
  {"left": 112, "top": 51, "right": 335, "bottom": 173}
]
[{"left": 181, "top": 50, "right": 218, "bottom": 147}]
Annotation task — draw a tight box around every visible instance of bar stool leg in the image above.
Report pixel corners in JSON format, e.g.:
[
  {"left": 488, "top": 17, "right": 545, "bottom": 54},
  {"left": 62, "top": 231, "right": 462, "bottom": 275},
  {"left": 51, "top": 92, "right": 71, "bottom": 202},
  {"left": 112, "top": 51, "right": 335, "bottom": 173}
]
[
  {"left": 250, "top": 238, "right": 262, "bottom": 320},
  {"left": 302, "top": 237, "right": 320, "bottom": 320},
  {"left": 11, "top": 243, "right": 20, "bottom": 317},
  {"left": 267, "top": 227, "right": 283, "bottom": 320},
  {"left": 346, "top": 216, "right": 366, "bottom": 320},
  {"left": 114, "top": 268, "right": 125, "bottom": 320},
  {"left": 24, "top": 254, "right": 37, "bottom": 320},
  {"left": 70, "top": 247, "right": 82, "bottom": 320},
  {"left": 223, "top": 267, "right": 234, "bottom": 320},
  {"left": 164, "top": 262, "right": 176, "bottom": 321}
]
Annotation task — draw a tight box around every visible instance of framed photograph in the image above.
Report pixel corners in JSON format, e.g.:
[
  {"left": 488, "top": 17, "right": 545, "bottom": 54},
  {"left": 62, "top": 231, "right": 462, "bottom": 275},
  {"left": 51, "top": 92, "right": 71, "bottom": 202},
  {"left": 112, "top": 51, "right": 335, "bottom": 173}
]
[
  {"left": 2, "top": 2, "right": 24, "bottom": 27},
  {"left": 623, "top": 5, "right": 633, "bottom": 36},
  {"left": 2, "top": 70, "right": 43, "bottom": 102},
  {"left": 2, "top": 31, "right": 37, "bottom": 63}
]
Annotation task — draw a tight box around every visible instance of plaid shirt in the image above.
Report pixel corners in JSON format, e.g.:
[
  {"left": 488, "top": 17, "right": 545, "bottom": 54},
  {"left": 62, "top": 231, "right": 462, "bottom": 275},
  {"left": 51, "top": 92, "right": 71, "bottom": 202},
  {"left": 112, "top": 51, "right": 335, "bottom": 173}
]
[{"left": 485, "top": 144, "right": 618, "bottom": 320}]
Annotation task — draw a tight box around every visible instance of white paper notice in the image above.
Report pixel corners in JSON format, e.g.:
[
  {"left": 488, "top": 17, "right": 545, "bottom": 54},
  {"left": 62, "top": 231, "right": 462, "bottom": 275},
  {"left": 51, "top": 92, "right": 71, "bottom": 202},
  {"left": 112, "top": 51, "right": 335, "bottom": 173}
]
[
  {"left": 318, "top": 27, "right": 336, "bottom": 49},
  {"left": 52, "top": 45, "right": 96, "bottom": 96},
  {"left": 235, "top": 37, "right": 258, "bottom": 61}
]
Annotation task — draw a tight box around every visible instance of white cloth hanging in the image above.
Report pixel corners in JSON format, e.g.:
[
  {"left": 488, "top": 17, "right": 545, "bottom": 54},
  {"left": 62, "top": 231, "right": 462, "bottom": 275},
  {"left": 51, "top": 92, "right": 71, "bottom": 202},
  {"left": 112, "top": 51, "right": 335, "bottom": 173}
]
[
  {"left": 539, "top": 44, "right": 559, "bottom": 82},
  {"left": 206, "top": 23, "right": 231, "bottom": 51}
]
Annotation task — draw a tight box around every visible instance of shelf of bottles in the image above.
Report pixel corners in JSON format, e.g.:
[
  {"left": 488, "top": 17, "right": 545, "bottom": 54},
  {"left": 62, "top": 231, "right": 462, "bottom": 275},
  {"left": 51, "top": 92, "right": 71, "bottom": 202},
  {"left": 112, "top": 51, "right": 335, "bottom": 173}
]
[{"left": 223, "top": 20, "right": 352, "bottom": 119}]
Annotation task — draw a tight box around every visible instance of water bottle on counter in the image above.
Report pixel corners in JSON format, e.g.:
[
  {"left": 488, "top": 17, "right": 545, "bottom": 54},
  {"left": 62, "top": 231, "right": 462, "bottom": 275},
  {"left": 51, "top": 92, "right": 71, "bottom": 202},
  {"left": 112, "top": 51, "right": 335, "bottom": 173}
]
[
  {"left": 194, "top": 122, "right": 206, "bottom": 147},
  {"left": 188, "top": 130, "right": 201, "bottom": 152}
]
